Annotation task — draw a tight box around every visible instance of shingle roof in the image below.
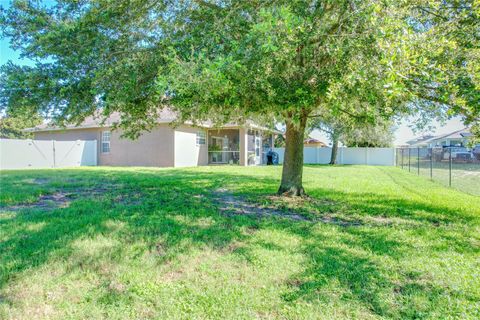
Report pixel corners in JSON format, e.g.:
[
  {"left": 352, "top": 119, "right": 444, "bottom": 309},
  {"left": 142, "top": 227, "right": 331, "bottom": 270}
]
[
  {"left": 304, "top": 137, "right": 327, "bottom": 146},
  {"left": 407, "top": 128, "right": 471, "bottom": 147},
  {"left": 423, "top": 128, "right": 470, "bottom": 144},
  {"left": 406, "top": 135, "right": 435, "bottom": 145},
  {"left": 28, "top": 108, "right": 282, "bottom": 134}
]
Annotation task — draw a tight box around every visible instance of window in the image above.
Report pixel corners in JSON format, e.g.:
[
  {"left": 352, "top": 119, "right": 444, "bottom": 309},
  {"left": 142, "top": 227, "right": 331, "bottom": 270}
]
[
  {"left": 101, "top": 131, "right": 111, "bottom": 153},
  {"left": 196, "top": 131, "right": 206, "bottom": 145}
]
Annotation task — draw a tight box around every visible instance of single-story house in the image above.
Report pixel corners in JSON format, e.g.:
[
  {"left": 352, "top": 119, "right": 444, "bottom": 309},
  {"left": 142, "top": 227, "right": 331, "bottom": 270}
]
[
  {"left": 304, "top": 137, "right": 327, "bottom": 147},
  {"left": 407, "top": 128, "right": 472, "bottom": 148},
  {"left": 29, "top": 109, "right": 279, "bottom": 167},
  {"left": 405, "top": 135, "right": 435, "bottom": 148}
]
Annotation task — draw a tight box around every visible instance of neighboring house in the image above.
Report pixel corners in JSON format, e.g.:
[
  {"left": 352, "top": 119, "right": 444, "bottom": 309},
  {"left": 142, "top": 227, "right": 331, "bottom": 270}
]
[
  {"left": 408, "top": 128, "right": 472, "bottom": 148},
  {"left": 29, "top": 109, "right": 279, "bottom": 167},
  {"left": 405, "top": 135, "right": 435, "bottom": 148},
  {"left": 304, "top": 137, "right": 327, "bottom": 147}
]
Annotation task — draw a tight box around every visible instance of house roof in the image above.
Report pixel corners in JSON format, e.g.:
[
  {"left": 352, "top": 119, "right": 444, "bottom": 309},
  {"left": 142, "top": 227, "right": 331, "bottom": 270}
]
[
  {"left": 304, "top": 137, "right": 327, "bottom": 146},
  {"left": 406, "top": 135, "right": 435, "bottom": 146},
  {"left": 408, "top": 128, "right": 471, "bottom": 147},
  {"left": 27, "top": 108, "right": 282, "bottom": 134},
  {"left": 422, "top": 127, "right": 470, "bottom": 144}
]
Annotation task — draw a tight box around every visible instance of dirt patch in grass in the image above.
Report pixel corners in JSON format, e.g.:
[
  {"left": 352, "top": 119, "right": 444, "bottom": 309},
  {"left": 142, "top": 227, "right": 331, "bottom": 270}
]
[
  {"left": 1, "top": 182, "right": 141, "bottom": 212},
  {"left": 213, "top": 188, "right": 308, "bottom": 221},
  {"left": 2, "top": 192, "right": 74, "bottom": 211},
  {"left": 19, "top": 178, "right": 51, "bottom": 185},
  {"left": 155, "top": 243, "right": 166, "bottom": 257},
  {"left": 107, "top": 280, "right": 127, "bottom": 294},
  {"left": 213, "top": 189, "right": 419, "bottom": 228},
  {"left": 213, "top": 188, "right": 367, "bottom": 227},
  {"left": 33, "top": 178, "right": 51, "bottom": 185},
  {"left": 266, "top": 195, "right": 338, "bottom": 207},
  {"left": 263, "top": 195, "right": 428, "bottom": 227}
]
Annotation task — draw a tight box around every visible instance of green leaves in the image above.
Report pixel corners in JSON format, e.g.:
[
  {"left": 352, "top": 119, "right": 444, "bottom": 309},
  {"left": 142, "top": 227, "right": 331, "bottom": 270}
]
[
  {"left": 0, "top": 110, "right": 42, "bottom": 139},
  {"left": 0, "top": 0, "right": 477, "bottom": 136}
]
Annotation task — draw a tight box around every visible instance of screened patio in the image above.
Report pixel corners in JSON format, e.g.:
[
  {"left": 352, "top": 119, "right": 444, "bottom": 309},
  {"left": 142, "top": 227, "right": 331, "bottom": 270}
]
[
  {"left": 208, "top": 129, "right": 240, "bottom": 164},
  {"left": 207, "top": 128, "right": 274, "bottom": 165}
]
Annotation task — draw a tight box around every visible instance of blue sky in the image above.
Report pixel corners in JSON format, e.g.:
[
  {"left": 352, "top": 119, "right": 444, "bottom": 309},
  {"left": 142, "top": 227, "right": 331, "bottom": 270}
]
[
  {"left": 0, "top": 37, "right": 36, "bottom": 67},
  {"left": 0, "top": 0, "right": 465, "bottom": 144}
]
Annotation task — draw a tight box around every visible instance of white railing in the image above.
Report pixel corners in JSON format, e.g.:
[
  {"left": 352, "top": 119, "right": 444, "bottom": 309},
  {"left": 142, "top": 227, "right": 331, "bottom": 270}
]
[{"left": 208, "top": 151, "right": 240, "bottom": 164}]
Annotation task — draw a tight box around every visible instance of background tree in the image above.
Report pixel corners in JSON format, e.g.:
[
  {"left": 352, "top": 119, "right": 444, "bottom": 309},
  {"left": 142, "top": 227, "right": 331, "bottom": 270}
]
[
  {"left": 274, "top": 134, "right": 286, "bottom": 148},
  {"left": 310, "top": 114, "right": 351, "bottom": 165},
  {"left": 0, "top": 111, "right": 42, "bottom": 139},
  {"left": 1, "top": 1, "right": 478, "bottom": 196},
  {"left": 342, "top": 120, "right": 395, "bottom": 148},
  {"left": 309, "top": 110, "right": 393, "bottom": 164}
]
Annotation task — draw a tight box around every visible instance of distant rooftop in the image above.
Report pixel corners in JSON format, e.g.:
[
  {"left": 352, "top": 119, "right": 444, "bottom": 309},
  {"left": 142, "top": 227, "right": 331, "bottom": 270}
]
[
  {"left": 407, "top": 128, "right": 471, "bottom": 147},
  {"left": 304, "top": 137, "right": 327, "bottom": 146},
  {"left": 406, "top": 134, "right": 435, "bottom": 145}
]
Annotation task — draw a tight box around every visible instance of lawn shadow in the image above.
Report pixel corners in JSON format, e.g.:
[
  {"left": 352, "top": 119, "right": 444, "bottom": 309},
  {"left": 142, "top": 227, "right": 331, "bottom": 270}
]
[{"left": 0, "top": 167, "right": 477, "bottom": 317}]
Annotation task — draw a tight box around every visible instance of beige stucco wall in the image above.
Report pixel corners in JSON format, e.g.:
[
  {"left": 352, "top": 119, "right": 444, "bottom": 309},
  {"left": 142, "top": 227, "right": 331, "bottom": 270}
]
[
  {"left": 174, "top": 125, "right": 208, "bottom": 167},
  {"left": 34, "top": 125, "right": 175, "bottom": 167},
  {"left": 33, "top": 124, "right": 270, "bottom": 167},
  {"left": 100, "top": 125, "right": 174, "bottom": 167}
]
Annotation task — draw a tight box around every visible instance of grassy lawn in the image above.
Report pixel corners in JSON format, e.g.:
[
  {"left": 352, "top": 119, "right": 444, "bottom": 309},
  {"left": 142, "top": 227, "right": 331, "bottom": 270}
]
[
  {"left": 1, "top": 166, "right": 479, "bottom": 319},
  {"left": 400, "top": 157, "right": 480, "bottom": 196}
]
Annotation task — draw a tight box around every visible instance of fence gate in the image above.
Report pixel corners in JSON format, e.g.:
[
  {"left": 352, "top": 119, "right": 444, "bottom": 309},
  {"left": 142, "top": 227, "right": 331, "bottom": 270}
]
[{"left": 0, "top": 139, "right": 97, "bottom": 170}]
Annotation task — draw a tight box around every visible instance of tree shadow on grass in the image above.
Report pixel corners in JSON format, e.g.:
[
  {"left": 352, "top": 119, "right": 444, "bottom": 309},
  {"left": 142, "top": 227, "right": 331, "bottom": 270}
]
[
  {"left": 283, "top": 245, "right": 393, "bottom": 315},
  {"left": 0, "top": 167, "right": 477, "bottom": 316},
  {"left": 265, "top": 220, "right": 466, "bottom": 318},
  {"left": 279, "top": 239, "right": 451, "bottom": 318}
]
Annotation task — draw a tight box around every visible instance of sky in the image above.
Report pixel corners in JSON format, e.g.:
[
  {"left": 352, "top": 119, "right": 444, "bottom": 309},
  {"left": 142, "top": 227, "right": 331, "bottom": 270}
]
[
  {"left": 0, "top": 0, "right": 466, "bottom": 145},
  {"left": 309, "top": 117, "right": 466, "bottom": 146}
]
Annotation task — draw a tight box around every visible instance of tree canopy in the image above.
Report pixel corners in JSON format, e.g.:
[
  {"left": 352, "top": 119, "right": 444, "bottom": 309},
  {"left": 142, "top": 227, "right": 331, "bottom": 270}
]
[
  {"left": 342, "top": 122, "right": 395, "bottom": 148},
  {"left": 1, "top": 0, "right": 478, "bottom": 195},
  {"left": 0, "top": 112, "right": 42, "bottom": 139}
]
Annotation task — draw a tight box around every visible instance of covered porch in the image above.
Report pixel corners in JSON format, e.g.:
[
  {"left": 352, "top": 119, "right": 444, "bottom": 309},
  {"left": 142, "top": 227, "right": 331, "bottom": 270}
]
[{"left": 207, "top": 128, "right": 274, "bottom": 166}]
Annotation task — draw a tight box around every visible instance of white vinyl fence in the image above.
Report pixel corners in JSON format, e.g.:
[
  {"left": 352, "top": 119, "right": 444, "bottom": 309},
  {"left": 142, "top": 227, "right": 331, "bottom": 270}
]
[
  {"left": 0, "top": 139, "right": 97, "bottom": 170},
  {"left": 274, "top": 147, "right": 395, "bottom": 166}
]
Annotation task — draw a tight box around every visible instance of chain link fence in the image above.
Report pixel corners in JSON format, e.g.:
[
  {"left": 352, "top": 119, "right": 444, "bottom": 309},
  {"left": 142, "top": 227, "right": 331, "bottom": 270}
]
[{"left": 396, "top": 147, "right": 480, "bottom": 196}]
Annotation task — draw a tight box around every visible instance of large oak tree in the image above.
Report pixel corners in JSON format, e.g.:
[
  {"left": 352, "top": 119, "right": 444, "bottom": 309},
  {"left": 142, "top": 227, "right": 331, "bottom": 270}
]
[{"left": 1, "top": 0, "right": 478, "bottom": 195}]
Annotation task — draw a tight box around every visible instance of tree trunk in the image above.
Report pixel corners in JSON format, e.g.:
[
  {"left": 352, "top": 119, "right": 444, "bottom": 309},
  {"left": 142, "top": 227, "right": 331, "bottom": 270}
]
[
  {"left": 277, "top": 116, "right": 307, "bottom": 196},
  {"left": 329, "top": 135, "right": 339, "bottom": 165}
]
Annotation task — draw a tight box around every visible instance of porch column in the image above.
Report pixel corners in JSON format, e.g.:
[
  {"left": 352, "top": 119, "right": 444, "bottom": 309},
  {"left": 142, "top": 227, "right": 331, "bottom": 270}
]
[{"left": 239, "top": 128, "right": 248, "bottom": 166}]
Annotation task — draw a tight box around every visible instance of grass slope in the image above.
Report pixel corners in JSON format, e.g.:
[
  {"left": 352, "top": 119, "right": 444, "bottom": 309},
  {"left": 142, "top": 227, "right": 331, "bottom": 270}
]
[{"left": 0, "top": 166, "right": 479, "bottom": 319}]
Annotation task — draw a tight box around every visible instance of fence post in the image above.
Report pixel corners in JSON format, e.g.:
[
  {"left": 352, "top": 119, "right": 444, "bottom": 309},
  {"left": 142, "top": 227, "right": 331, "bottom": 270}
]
[
  {"left": 430, "top": 148, "right": 433, "bottom": 179},
  {"left": 417, "top": 147, "right": 420, "bottom": 175},
  {"left": 449, "top": 147, "right": 452, "bottom": 187},
  {"left": 52, "top": 140, "right": 56, "bottom": 168},
  {"left": 408, "top": 148, "right": 411, "bottom": 172},
  {"left": 401, "top": 148, "right": 404, "bottom": 169},
  {"left": 365, "top": 147, "right": 369, "bottom": 165}
]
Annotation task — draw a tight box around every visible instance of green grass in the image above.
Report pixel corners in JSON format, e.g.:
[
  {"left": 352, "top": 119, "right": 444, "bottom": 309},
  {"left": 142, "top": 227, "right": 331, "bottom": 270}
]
[
  {"left": 0, "top": 165, "right": 479, "bottom": 319},
  {"left": 399, "top": 157, "right": 480, "bottom": 196}
]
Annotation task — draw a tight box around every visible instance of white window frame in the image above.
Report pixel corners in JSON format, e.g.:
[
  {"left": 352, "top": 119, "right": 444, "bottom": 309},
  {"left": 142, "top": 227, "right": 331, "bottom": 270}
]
[
  {"left": 101, "top": 130, "right": 111, "bottom": 153},
  {"left": 196, "top": 131, "right": 206, "bottom": 146}
]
